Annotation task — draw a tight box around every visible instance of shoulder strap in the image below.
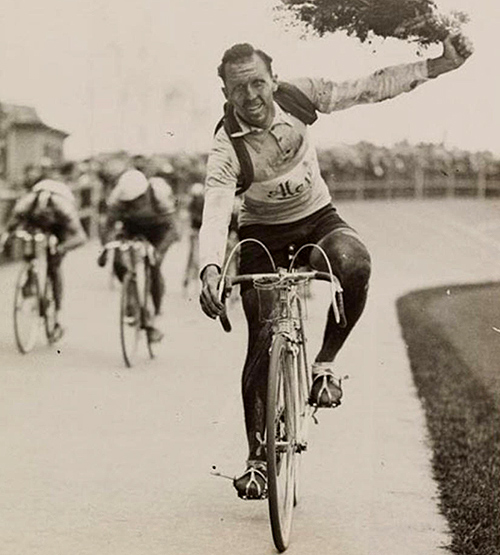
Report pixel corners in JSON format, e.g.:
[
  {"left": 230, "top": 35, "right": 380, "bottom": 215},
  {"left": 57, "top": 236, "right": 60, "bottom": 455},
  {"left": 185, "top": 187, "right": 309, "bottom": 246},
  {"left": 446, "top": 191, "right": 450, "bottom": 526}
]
[
  {"left": 274, "top": 81, "right": 318, "bottom": 125},
  {"left": 213, "top": 103, "right": 254, "bottom": 196},
  {"left": 213, "top": 81, "right": 318, "bottom": 195}
]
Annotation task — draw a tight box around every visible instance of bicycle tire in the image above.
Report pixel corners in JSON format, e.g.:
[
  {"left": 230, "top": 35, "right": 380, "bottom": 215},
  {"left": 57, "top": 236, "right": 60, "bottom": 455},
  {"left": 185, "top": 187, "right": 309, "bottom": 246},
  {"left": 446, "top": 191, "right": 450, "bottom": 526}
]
[
  {"left": 120, "top": 272, "right": 141, "bottom": 367},
  {"left": 293, "top": 296, "right": 310, "bottom": 508},
  {"left": 13, "top": 264, "right": 41, "bottom": 354},
  {"left": 267, "top": 333, "right": 297, "bottom": 552},
  {"left": 143, "top": 262, "right": 156, "bottom": 360},
  {"left": 43, "top": 273, "right": 57, "bottom": 343}
]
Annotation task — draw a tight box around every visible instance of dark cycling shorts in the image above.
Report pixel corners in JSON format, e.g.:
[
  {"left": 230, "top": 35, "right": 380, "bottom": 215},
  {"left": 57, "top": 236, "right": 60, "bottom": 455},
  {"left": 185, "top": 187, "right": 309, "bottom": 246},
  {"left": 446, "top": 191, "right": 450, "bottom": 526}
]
[
  {"left": 238, "top": 203, "right": 354, "bottom": 288},
  {"left": 121, "top": 220, "right": 173, "bottom": 255}
]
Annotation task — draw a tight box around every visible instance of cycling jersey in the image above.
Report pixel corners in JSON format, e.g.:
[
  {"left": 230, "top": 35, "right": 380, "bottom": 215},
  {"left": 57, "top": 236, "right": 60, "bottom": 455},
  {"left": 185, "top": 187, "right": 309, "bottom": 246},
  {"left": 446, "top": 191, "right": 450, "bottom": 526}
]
[
  {"left": 107, "top": 180, "right": 174, "bottom": 227},
  {"left": 200, "top": 60, "right": 429, "bottom": 271},
  {"left": 8, "top": 180, "right": 84, "bottom": 242}
]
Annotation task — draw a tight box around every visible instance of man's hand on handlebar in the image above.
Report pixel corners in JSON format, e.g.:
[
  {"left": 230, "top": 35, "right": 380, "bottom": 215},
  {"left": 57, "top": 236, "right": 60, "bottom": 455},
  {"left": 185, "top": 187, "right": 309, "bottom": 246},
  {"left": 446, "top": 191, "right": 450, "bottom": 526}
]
[{"left": 200, "top": 264, "right": 225, "bottom": 319}]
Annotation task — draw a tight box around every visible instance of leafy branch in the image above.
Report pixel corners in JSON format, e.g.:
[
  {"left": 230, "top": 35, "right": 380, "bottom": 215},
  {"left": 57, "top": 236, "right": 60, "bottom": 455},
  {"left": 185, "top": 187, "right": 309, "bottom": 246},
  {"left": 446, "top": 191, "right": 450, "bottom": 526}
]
[{"left": 276, "top": 0, "right": 469, "bottom": 46}]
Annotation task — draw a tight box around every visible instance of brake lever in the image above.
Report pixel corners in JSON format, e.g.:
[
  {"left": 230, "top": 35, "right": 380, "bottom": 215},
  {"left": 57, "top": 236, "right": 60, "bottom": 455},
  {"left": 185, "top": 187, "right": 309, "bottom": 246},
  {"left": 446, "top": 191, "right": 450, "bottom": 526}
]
[
  {"left": 218, "top": 279, "right": 233, "bottom": 333},
  {"left": 220, "top": 310, "right": 232, "bottom": 333}
]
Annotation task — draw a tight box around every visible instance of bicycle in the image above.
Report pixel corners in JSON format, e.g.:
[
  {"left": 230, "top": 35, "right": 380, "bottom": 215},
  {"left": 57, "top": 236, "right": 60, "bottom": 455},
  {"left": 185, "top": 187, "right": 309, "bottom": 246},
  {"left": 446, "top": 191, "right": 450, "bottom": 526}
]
[
  {"left": 1, "top": 229, "right": 59, "bottom": 353},
  {"left": 100, "top": 235, "right": 158, "bottom": 367},
  {"left": 217, "top": 238, "right": 346, "bottom": 552},
  {"left": 182, "top": 227, "right": 200, "bottom": 292}
]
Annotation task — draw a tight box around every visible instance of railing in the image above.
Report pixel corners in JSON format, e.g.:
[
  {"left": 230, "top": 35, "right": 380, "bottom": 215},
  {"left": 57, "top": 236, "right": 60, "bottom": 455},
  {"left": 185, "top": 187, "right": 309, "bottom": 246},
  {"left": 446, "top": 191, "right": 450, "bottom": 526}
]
[{"left": 326, "top": 173, "right": 500, "bottom": 201}]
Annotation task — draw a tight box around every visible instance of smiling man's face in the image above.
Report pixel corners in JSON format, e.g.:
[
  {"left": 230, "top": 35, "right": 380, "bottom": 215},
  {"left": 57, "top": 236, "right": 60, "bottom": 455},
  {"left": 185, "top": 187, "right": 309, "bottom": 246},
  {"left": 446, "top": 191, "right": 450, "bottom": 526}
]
[{"left": 223, "top": 53, "right": 278, "bottom": 129}]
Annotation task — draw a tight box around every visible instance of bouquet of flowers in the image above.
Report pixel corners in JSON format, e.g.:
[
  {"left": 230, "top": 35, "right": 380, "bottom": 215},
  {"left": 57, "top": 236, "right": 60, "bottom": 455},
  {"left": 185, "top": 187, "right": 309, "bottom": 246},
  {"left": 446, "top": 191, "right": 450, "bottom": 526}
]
[{"left": 277, "top": 0, "right": 469, "bottom": 46}]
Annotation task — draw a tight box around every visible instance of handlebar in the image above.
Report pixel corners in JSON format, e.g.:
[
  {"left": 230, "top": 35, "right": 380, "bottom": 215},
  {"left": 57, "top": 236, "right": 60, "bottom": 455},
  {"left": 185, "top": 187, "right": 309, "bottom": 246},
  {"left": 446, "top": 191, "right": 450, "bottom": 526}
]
[
  {"left": 218, "top": 269, "right": 346, "bottom": 333},
  {"left": 99, "top": 236, "right": 156, "bottom": 267},
  {"left": 224, "top": 270, "right": 334, "bottom": 287},
  {"left": 1, "top": 229, "right": 58, "bottom": 255}
]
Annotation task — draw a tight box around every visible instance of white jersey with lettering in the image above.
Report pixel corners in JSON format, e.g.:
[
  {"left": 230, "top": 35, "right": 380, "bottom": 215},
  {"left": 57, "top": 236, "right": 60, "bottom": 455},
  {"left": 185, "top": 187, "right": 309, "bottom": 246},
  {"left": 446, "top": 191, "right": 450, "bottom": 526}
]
[
  {"left": 200, "top": 60, "right": 429, "bottom": 271},
  {"left": 240, "top": 131, "right": 330, "bottom": 225}
]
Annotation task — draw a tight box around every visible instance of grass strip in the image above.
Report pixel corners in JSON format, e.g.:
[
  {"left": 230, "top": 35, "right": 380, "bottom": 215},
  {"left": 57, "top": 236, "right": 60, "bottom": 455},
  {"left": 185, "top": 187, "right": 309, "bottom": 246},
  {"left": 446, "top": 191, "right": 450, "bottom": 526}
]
[{"left": 397, "top": 287, "right": 499, "bottom": 555}]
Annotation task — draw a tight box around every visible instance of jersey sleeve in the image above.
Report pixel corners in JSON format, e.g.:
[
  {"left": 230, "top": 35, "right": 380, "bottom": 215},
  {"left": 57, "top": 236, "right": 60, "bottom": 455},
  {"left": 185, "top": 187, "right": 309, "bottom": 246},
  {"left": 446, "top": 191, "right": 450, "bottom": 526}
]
[
  {"left": 149, "top": 177, "right": 176, "bottom": 214},
  {"left": 106, "top": 183, "right": 122, "bottom": 208},
  {"left": 5, "top": 194, "right": 35, "bottom": 230},
  {"left": 292, "top": 60, "right": 429, "bottom": 114},
  {"left": 199, "top": 128, "right": 241, "bottom": 273},
  {"left": 52, "top": 196, "right": 87, "bottom": 239}
]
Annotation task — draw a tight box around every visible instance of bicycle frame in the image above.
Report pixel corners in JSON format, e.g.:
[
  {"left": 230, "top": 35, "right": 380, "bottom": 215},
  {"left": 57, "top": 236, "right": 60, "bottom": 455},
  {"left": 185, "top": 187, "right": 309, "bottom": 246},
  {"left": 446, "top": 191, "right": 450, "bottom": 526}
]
[
  {"left": 104, "top": 237, "right": 156, "bottom": 273},
  {"left": 217, "top": 238, "right": 346, "bottom": 552},
  {"left": 5, "top": 230, "right": 59, "bottom": 352},
  {"left": 102, "top": 236, "right": 157, "bottom": 366}
]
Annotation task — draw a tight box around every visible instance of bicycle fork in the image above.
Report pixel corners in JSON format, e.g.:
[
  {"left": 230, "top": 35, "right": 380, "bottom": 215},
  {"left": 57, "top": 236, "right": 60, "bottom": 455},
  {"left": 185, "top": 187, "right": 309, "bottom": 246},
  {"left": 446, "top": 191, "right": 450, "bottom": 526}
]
[{"left": 268, "top": 333, "right": 308, "bottom": 458}]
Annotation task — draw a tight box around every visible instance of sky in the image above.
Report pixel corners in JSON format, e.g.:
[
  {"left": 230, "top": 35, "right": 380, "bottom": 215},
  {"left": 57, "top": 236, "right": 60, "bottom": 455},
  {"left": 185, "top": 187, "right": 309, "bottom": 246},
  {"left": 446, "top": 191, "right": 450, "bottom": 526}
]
[{"left": 0, "top": 0, "right": 498, "bottom": 158}]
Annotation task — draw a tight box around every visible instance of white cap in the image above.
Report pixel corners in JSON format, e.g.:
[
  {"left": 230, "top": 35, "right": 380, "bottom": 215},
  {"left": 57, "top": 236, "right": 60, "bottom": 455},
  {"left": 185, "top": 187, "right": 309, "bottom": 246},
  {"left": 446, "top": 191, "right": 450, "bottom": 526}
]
[
  {"left": 33, "top": 179, "right": 76, "bottom": 204},
  {"left": 111, "top": 170, "right": 148, "bottom": 202}
]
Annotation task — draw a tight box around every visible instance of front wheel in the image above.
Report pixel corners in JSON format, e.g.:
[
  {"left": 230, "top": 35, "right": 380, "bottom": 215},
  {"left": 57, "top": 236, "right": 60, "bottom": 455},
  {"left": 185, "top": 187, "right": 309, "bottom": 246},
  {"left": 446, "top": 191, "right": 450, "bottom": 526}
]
[
  {"left": 293, "top": 297, "right": 310, "bottom": 507},
  {"left": 13, "top": 264, "right": 41, "bottom": 353},
  {"left": 143, "top": 262, "right": 156, "bottom": 360},
  {"left": 120, "top": 272, "right": 141, "bottom": 367},
  {"left": 267, "top": 333, "right": 297, "bottom": 552},
  {"left": 43, "top": 274, "right": 57, "bottom": 343}
]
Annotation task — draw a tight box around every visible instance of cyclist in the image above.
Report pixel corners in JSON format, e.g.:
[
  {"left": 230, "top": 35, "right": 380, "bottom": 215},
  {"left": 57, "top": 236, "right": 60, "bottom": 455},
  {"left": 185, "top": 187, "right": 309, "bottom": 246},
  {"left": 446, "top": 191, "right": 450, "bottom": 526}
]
[
  {"left": 198, "top": 37, "right": 473, "bottom": 498},
  {"left": 183, "top": 182, "right": 205, "bottom": 290},
  {"left": 100, "top": 159, "right": 178, "bottom": 343},
  {"left": 4, "top": 162, "right": 87, "bottom": 340}
]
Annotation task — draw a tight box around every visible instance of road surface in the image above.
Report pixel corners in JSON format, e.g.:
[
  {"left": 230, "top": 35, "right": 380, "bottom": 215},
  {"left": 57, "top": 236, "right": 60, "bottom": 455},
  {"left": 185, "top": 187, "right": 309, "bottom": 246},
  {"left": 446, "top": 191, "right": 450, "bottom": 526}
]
[{"left": 1, "top": 199, "right": 500, "bottom": 555}]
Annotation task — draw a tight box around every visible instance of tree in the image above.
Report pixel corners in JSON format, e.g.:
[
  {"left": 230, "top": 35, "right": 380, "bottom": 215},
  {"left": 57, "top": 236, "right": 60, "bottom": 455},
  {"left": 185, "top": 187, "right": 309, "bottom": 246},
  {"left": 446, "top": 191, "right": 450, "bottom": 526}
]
[{"left": 277, "top": 0, "right": 469, "bottom": 46}]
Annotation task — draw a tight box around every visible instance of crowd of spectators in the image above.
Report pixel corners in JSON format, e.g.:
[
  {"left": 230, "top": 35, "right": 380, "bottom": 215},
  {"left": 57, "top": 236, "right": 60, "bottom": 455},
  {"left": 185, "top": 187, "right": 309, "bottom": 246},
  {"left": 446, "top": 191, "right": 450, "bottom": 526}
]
[
  {"left": 317, "top": 141, "right": 500, "bottom": 186},
  {"left": 3, "top": 141, "right": 499, "bottom": 235},
  {"left": 16, "top": 141, "right": 500, "bottom": 203}
]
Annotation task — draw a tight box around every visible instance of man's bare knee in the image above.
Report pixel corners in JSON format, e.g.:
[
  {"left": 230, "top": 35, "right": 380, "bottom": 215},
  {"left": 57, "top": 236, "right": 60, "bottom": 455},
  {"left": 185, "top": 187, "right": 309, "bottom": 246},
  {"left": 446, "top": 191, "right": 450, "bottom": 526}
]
[{"left": 312, "top": 229, "right": 371, "bottom": 288}]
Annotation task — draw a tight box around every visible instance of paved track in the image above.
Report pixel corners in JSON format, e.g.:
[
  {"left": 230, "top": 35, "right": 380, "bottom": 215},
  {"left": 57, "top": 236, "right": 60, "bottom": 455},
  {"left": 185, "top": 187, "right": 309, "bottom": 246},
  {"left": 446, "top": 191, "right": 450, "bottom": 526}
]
[{"left": 1, "top": 199, "right": 500, "bottom": 555}]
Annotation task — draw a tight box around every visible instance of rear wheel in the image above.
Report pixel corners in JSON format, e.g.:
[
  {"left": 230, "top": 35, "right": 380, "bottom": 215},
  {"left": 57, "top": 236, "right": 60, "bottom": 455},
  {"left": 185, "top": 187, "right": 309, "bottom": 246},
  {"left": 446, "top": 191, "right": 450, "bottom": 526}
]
[
  {"left": 267, "top": 333, "right": 297, "bottom": 552},
  {"left": 13, "top": 264, "right": 41, "bottom": 353},
  {"left": 120, "top": 272, "right": 141, "bottom": 367}
]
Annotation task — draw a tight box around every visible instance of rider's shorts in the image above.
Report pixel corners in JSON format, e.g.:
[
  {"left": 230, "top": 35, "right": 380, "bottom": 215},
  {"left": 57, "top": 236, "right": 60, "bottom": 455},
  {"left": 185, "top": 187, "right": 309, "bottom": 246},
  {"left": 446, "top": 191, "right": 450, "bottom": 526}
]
[
  {"left": 122, "top": 218, "right": 175, "bottom": 256},
  {"left": 237, "top": 203, "right": 356, "bottom": 291}
]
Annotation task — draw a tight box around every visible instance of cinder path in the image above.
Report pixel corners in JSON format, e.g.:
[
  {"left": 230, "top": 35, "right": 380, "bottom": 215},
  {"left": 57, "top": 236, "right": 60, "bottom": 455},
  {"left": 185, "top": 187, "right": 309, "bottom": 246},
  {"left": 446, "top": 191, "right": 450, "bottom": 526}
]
[{"left": 1, "top": 199, "right": 499, "bottom": 555}]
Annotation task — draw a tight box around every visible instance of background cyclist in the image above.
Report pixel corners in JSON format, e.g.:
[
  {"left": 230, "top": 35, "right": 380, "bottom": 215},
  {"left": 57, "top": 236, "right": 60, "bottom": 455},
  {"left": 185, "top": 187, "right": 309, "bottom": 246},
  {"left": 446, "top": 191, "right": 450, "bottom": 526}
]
[
  {"left": 4, "top": 161, "right": 87, "bottom": 340},
  {"left": 199, "top": 36, "right": 473, "bottom": 498},
  {"left": 183, "top": 182, "right": 205, "bottom": 291},
  {"left": 101, "top": 156, "right": 178, "bottom": 343}
]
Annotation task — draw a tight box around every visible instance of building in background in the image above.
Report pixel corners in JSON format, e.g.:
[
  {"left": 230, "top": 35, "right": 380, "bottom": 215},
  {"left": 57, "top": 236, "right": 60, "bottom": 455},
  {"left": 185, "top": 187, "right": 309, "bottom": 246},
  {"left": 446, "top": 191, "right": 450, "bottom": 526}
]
[{"left": 0, "top": 102, "right": 68, "bottom": 189}]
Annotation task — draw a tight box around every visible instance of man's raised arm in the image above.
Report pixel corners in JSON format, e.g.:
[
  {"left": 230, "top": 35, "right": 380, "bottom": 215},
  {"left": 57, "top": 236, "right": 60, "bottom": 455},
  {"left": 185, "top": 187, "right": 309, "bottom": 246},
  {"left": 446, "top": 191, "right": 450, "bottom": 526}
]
[{"left": 295, "top": 33, "right": 473, "bottom": 114}]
